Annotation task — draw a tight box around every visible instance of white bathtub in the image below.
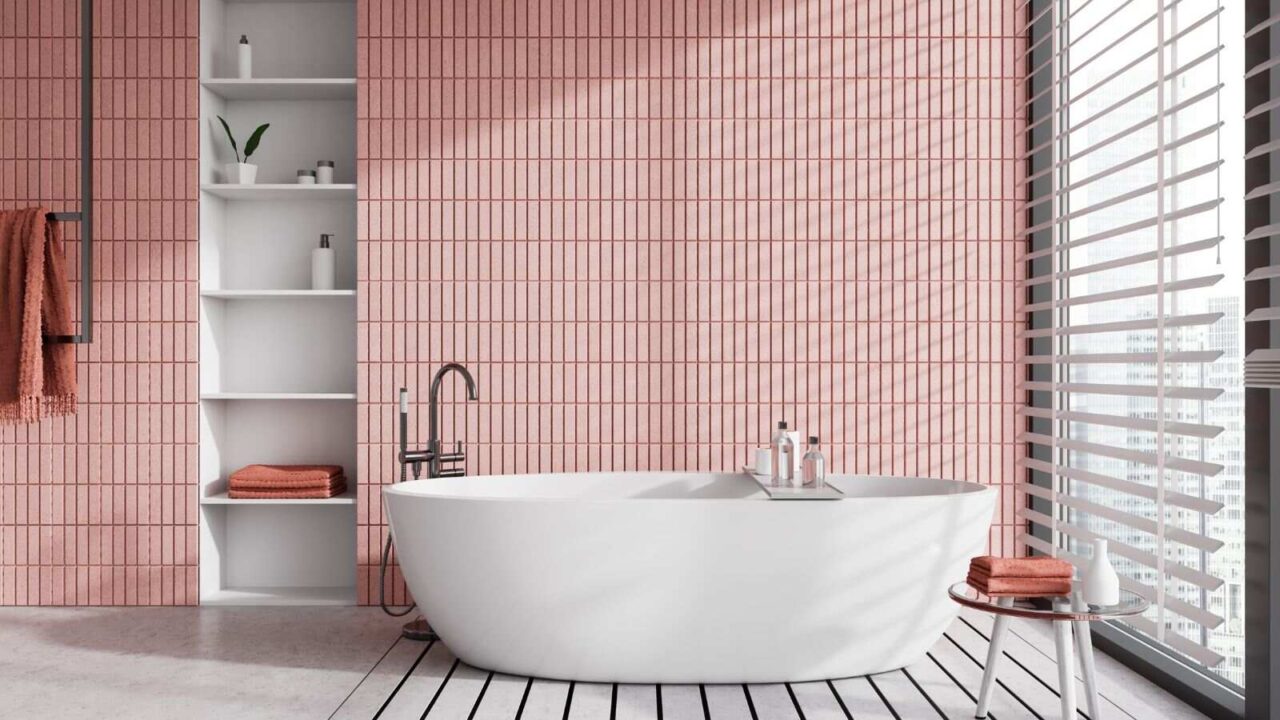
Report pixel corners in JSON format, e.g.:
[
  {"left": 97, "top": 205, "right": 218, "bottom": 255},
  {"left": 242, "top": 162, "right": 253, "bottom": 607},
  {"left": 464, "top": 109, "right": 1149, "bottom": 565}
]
[{"left": 383, "top": 472, "right": 995, "bottom": 684}]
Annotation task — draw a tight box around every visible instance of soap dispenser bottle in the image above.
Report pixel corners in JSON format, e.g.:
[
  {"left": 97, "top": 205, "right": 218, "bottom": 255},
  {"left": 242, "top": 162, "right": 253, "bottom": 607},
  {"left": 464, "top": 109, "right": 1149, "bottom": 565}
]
[
  {"left": 771, "top": 421, "right": 795, "bottom": 487},
  {"left": 312, "top": 234, "right": 335, "bottom": 290},
  {"left": 237, "top": 35, "right": 252, "bottom": 79},
  {"left": 802, "top": 436, "right": 826, "bottom": 489}
]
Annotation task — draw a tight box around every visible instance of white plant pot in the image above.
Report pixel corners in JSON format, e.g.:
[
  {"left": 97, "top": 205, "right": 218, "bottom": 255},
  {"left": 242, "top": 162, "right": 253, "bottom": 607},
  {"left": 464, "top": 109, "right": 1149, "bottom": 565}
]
[
  {"left": 1082, "top": 538, "right": 1121, "bottom": 606},
  {"left": 224, "top": 162, "right": 257, "bottom": 184}
]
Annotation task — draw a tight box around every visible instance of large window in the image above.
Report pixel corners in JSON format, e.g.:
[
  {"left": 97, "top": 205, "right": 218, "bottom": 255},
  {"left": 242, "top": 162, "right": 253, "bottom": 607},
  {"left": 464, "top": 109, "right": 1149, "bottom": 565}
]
[{"left": 1023, "top": 0, "right": 1245, "bottom": 695}]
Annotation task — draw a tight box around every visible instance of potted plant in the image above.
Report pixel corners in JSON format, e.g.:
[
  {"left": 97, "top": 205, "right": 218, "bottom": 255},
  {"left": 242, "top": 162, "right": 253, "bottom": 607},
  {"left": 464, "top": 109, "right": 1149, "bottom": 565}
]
[{"left": 217, "top": 115, "right": 270, "bottom": 184}]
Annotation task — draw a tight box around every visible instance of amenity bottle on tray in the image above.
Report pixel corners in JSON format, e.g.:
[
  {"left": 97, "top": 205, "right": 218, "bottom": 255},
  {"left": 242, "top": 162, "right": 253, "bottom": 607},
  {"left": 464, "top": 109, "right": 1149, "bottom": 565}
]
[
  {"left": 771, "top": 421, "right": 794, "bottom": 487},
  {"left": 801, "top": 436, "right": 826, "bottom": 489}
]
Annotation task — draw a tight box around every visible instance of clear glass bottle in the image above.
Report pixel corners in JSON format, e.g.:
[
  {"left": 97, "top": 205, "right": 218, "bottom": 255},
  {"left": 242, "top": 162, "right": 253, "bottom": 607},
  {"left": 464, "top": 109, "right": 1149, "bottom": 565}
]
[
  {"left": 771, "top": 421, "right": 794, "bottom": 487},
  {"left": 802, "top": 436, "right": 826, "bottom": 489}
]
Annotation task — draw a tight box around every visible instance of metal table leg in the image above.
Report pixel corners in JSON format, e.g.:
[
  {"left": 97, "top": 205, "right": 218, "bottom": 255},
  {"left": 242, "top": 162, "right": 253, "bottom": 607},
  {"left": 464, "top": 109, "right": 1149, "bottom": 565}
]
[
  {"left": 976, "top": 596, "right": 1015, "bottom": 718},
  {"left": 1072, "top": 594, "right": 1101, "bottom": 718},
  {"left": 1053, "top": 600, "right": 1077, "bottom": 720}
]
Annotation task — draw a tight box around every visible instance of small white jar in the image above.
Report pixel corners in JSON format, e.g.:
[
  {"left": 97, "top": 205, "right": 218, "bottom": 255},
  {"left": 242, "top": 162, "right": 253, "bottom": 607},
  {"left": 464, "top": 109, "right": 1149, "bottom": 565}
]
[
  {"left": 315, "top": 160, "right": 335, "bottom": 184},
  {"left": 296, "top": 169, "right": 316, "bottom": 185}
]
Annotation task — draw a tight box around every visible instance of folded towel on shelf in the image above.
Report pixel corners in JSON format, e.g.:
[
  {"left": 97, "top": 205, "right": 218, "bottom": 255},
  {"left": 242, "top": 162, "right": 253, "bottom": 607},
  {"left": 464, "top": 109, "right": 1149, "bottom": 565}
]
[
  {"left": 969, "top": 555, "right": 1073, "bottom": 579},
  {"left": 229, "top": 473, "right": 347, "bottom": 493},
  {"left": 229, "top": 478, "right": 348, "bottom": 500},
  {"left": 966, "top": 572, "right": 1072, "bottom": 597},
  {"left": 228, "top": 464, "right": 345, "bottom": 487},
  {"left": 0, "top": 207, "right": 76, "bottom": 424}
]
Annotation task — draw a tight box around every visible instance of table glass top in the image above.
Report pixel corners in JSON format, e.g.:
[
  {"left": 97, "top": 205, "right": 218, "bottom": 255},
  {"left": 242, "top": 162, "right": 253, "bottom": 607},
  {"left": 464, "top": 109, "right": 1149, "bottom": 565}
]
[{"left": 948, "top": 581, "right": 1150, "bottom": 621}]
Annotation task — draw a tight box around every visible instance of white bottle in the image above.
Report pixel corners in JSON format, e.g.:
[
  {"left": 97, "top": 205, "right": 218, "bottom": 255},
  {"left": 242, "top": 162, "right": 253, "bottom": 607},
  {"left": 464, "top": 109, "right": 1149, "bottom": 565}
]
[
  {"left": 237, "top": 35, "right": 252, "bottom": 79},
  {"left": 1082, "top": 538, "right": 1120, "bottom": 606},
  {"left": 312, "top": 234, "right": 335, "bottom": 290},
  {"left": 770, "top": 421, "right": 794, "bottom": 487},
  {"left": 801, "top": 436, "right": 826, "bottom": 489}
]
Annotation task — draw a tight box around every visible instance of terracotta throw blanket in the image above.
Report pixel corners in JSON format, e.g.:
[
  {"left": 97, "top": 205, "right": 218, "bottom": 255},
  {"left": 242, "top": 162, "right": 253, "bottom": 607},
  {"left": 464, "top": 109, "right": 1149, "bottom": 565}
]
[{"left": 0, "top": 208, "right": 76, "bottom": 423}]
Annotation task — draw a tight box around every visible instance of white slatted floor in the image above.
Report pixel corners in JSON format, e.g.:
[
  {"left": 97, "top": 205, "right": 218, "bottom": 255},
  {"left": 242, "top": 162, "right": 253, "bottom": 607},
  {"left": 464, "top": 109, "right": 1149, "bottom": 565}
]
[{"left": 330, "top": 609, "right": 1207, "bottom": 719}]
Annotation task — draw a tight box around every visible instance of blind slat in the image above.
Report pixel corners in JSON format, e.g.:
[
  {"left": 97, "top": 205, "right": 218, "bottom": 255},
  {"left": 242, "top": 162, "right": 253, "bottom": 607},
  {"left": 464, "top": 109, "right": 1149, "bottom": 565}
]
[
  {"left": 1022, "top": 432, "right": 1224, "bottom": 477},
  {"left": 1021, "top": 457, "right": 1224, "bottom": 514},
  {"left": 1021, "top": 349, "right": 1222, "bottom": 364},
  {"left": 1020, "top": 405, "right": 1224, "bottom": 439},
  {"left": 1023, "top": 199, "right": 1221, "bottom": 261},
  {"left": 1024, "top": 274, "right": 1222, "bottom": 313},
  {"left": 1021, "top": 312, "right": 1222, "bottom": 338},
  {"left": 1021, "top": 483, "right": 1224, "bottom": 554},
  {"left": 1022, "top": 236, "right": 1222, "bottom": 288}
]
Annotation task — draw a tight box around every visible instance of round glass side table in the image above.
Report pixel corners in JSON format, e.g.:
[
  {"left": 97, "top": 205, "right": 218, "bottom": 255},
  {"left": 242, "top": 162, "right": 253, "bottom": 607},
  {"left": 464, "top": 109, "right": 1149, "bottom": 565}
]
[{"left": 948, "top": 582, "right": 1149, "bottom": 720}]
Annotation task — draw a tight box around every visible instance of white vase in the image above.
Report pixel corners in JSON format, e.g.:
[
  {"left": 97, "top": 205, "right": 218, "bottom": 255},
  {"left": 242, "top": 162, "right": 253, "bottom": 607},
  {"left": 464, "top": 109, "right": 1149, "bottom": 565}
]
[
  {"left": 1082, "top": 538, "right": 1120, "bottom": 606},
  {"left": 224, "top": 162, "right": 257, "bottom": 184}
]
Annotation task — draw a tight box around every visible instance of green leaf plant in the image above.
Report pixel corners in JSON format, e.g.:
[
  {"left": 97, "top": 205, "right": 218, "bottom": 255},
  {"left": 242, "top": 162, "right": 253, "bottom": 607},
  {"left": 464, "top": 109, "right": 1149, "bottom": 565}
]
[{"left": 217, "top": 115, "right": 270, "bottom": 164}]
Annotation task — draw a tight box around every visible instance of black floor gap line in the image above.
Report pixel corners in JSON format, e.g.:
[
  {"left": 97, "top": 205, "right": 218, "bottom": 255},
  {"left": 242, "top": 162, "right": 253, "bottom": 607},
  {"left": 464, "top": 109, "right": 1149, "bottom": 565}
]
[
  {"left": 328, "top": 635, "right": 401, "bottom": 720},
  {"left": 372, "top": 640, "right": 434, "bottom": 720},
  {"left": 610, "top": 683, "right": 618, "bottom": 720},
  {"left": 562, "top": 682, "right": 576, "bottom": 720},
  {"left": 698, "top": 685, "right": 710, "bottom": 720},
  {"left": 824, "top": 680, "right": 853, "bottom": 720},
  {"left": 784, "top": 683, "right": 807, "bottom": 720},
  {"left": 466, "top": 672, "right": 493, "bottom": 720},
  {"left": 655, "top": 685, "right": 663, "bottom": 720},
  {"left": 865, "top": 676, "right": 901, "bottom": 720},
  {"left": 926, "top": 651, "right": 982, "bottom": 705},
  {"left": 419, "top": 657, "right": 460, "bottom": 719},
  {"left": 900, "top": 668, "right": 947, "bottom": 720},
  {"left": 514, "top": 678, "right": 534, "bottom": 720},
  {"left": 943, "top": 633, "right": 1044, "bottom": 720},
  {"left": 741, "top": 685, "right": 760, "bottom": 720}
]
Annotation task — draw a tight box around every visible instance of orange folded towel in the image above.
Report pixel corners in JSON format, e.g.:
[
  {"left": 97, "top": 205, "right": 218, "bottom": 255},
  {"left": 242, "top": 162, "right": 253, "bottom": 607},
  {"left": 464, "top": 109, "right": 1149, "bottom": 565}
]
[
  {"left": 229, "top": 473, "right": 347, "bottom": 492},
  {"left": 229, "top": 479, "right": 348, "bottom": 500},
  {"left": 228, "top": 464, "right": 345, "bottom": 488},
  {"left": 970, "top": 555, "right": 1073, "bottom": 579},
  {"left": 966, "top": 572, "right": 1071, "bottom": 597}
]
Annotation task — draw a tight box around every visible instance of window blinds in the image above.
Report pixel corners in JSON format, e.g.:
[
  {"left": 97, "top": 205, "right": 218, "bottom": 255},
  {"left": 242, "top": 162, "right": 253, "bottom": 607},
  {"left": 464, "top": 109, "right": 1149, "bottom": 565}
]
[{"left": 1021, "top": 0, "right": 1231, "bottom": 668}]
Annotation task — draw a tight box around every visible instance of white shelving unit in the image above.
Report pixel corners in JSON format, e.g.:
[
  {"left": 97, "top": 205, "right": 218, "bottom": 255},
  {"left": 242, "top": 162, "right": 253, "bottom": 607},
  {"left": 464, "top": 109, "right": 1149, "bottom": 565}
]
[{"left": 198, "top": 0, "right": 357, "bottom": 606}]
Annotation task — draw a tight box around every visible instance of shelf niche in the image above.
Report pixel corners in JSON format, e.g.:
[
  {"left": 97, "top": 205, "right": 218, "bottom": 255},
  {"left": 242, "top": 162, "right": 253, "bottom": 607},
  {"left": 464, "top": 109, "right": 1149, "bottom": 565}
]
[{"left": 199, "top": 0, "right": 358, "bottom": 607}]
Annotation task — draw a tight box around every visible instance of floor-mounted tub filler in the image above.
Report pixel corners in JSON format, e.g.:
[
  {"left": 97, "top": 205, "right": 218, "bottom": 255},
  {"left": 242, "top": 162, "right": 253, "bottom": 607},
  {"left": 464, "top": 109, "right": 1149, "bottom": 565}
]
[{"left": 383, "top": 472, "right": 995, "bottom": 684}]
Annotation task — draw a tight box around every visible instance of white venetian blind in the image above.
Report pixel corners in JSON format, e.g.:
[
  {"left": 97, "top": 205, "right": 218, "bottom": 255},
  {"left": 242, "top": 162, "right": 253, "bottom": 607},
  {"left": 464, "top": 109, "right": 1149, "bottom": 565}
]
[{"left": 1020, "top": 0, "right": 1237, "bottom": 671}]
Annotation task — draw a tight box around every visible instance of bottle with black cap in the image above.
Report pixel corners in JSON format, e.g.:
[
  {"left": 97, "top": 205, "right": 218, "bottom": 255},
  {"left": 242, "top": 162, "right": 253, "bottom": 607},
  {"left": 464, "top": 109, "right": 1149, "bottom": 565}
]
[
  {"left": 312, "top": 233, "right": 335, "bottom": 290},
  {"left": 802, "top": 436, "right": 826, "bottom": 490},
  {"left": 237, "top": 35, "right": 252, "bottom": 79},
  {"left": 770, "top": 420, "right": 794, "bottom": 487}
]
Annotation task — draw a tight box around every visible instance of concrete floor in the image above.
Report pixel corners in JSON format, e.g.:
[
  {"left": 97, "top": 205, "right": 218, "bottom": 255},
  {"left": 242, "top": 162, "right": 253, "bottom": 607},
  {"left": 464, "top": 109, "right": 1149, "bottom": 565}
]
[
  {"left": 0, "top": 607, "right": 404, "bottom": 719},
  {"left": 0, "top": 607, "right": 1207, "bottom": 719}
]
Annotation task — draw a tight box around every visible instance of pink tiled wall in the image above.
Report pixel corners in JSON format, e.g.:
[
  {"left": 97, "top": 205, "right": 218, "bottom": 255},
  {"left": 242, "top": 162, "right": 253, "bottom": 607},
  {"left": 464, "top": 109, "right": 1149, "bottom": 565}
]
[
  {"left": 357, "top": 0, "right": 1027, "bottom": 604},
  {"left": 0, "top": 0, "right": 199, "bottom": 605}
]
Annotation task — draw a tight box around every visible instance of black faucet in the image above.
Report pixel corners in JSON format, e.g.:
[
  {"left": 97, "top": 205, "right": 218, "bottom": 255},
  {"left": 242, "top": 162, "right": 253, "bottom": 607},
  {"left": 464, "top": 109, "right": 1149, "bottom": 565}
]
[{"left": 399, "top": 363, "right": 479, "bottom": 480}]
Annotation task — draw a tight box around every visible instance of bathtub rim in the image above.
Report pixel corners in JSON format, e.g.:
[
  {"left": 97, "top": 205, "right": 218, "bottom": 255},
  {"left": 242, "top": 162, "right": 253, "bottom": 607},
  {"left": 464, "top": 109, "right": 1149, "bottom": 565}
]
[{"left": 381, "top": 471, "right": 994, "bottom": 503}]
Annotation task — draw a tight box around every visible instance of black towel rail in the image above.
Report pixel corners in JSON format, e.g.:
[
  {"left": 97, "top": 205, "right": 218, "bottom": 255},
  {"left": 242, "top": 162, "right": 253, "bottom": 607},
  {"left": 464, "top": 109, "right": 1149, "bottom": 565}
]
[{"left": 44, "top": 0, "right": 92, "bottom": 345}]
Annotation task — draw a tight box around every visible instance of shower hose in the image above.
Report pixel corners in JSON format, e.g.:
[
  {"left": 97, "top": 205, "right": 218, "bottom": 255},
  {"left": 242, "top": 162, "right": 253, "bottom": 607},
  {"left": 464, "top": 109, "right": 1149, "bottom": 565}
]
[{"left": 379, "top": 457, "right": 417, "bottom": 617}]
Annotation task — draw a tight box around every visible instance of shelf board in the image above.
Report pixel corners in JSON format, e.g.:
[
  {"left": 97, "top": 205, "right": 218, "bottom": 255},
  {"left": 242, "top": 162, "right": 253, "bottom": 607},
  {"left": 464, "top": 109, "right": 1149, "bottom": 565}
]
[
  {"left": 201, "top": 289, "right": 355, "bottom": 300},
  {"left": 201, "top": 585, "right": 356, "bottom": 607},
  {"left": 201, "top": 490, "right": 355, "bottom": 506},
  {"left": 200, "top": 392, "right": 357, "bottom": 401},
  {"left": 201, "top": 77, "right": 356, "bottom": 101},
  {"left": 200, "top": 183, "right": 356, "bottom": 200}
]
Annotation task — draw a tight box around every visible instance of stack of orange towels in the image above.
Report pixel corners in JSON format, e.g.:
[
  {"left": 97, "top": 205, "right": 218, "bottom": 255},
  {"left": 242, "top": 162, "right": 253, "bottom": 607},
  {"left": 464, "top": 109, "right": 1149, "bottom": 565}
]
[
  {"left": 228, "top": 464, "right": 347, "bottom": 499},
  {"left": 967, "top": 555, "right": 1074, "bottom": 597}
]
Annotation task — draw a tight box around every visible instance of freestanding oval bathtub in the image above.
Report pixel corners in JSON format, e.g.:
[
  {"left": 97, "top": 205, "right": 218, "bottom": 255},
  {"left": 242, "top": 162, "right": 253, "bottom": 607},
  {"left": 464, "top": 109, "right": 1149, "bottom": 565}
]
[{"left": 383, "top": 472, "right": 994, "bottom": 684}]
